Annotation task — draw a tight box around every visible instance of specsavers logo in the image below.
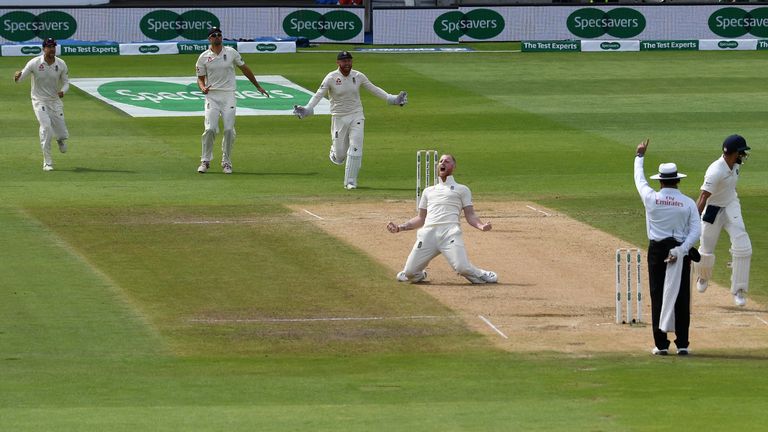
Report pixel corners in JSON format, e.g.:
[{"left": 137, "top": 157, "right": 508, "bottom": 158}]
[
  {"left": 0, "top": 10, "right": 77, "bottom": 42},
  {"left": 283, "top": 10, "right": 362, "bottom": 41},
  {"left": 433, "top": 9, "right": 505, "bottom": 42},
  {"left": 567, "top": 8, "right": 645, "bottom": 39},
  {"left": 709, "top": 7, "right": 768, "bottom": 38},
  {"left": 140, "top": 10, "right": 219, "bottom": 41},
  {"left": 97, "top": 79, "right": 306, "bottom": 112}
]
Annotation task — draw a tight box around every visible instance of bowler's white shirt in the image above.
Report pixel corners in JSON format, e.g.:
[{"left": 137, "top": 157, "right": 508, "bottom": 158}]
[
  {"left": 18, "top": 55, "right": 69, "bottom": 102},
  {"left": 306, "top": 69, "right": 389, "bottom": 116},
  {"left": 195, "top": 46, "right": 244, "bottom": 92},
  {"left": 634, "top": 156, "right": 700, "bottom": 251},
  {"left": 419, "top": 175, "right": 473, "bottom": 227},
  {"left": 701, "top": 157, "right": 740, "bottom": 207}
]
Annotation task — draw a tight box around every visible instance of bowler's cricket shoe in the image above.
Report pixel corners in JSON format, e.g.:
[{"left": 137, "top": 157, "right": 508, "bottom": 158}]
[
  {"left": 651, "top": 347, "right": 668, "bottom": 356},
  {"left": 345, "top": 182, "right": 357, "bottom": 190},
  {"left": 42, "top": 163, "right": 54, "bottom": 172},
  {"left": 197, "top": 161, "right": 209, "bottom": 173},
  {"left": 57, "top": 139, "right": 67, "bottom": 153},
  {"left": 222, "top": 162, "right": 233, "bottom": 174},
  {"left": 396, "top": 271, "right": 427, "bottom": 283},
  {"left": 464, "top": 270, "right": 498, "bottom": 284}
]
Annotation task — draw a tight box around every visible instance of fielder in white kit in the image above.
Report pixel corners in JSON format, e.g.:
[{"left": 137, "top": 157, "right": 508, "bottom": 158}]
[
  {"left": 293, "top": 51, "right": 407, "bottom": 189},
  {"left": 387, "top": 154, "right": 497, "bottom": 284},
  {"left": 196, "top": 27, "right": 269, "bottom": 174},
  {"left": 14, "top": 38, "right": 69, "bottom": 172},
  {"left": 694, "top": 134, "right": 752, "bottom": 307}
]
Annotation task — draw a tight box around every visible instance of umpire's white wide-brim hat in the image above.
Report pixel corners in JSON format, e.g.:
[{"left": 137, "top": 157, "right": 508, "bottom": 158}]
[{"left": 650, "top": 162, "right": 686, "bottom": 180}]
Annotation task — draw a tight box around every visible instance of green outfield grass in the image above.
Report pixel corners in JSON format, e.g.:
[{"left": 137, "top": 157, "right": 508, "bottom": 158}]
[{"left": 1, "top": 44, "right": 767, "bottom": 430}]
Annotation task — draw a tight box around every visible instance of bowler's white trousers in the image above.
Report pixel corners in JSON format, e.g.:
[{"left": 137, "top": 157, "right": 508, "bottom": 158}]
[
  {"left": 201, "top": 90, "right": 236, "bottom": 164},
  {"left": 33, "top": 99, "right": 68, "bottom": 165},
  {"left": 402, "top": 223, "right": 484, "bottom": 279}
]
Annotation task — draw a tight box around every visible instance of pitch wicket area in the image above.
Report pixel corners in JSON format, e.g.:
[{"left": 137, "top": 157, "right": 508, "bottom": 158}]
[
  {"left": 416, "top": 150, "right": 438, "bottom": 209},
  {"left": 615, "top": 248, "right": 642, "bottom": 324}
]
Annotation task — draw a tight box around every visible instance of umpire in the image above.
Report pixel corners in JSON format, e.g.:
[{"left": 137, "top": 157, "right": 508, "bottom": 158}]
[{"left": 634, "top": 139, "right": 700, "bottom": 356}]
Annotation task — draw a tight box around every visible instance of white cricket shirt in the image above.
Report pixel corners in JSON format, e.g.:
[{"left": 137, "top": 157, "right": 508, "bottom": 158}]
[
  {"left": 306, "top": 69, "right": 389, "bottom": 116},
  {"left": 419, "top": 175, "right": 473, "bottom": 227},
  {"left": 701, "top": 157, "right": 740, "bottom": 207},
  {"left": 195, "top": 46, "right": 244, "bottom": 92},
  {"left": 634, "top": 156, "right": 700, "bottom": 251},
  {"left": 18, "top": 55, "right": 69, "bottom": 102}
]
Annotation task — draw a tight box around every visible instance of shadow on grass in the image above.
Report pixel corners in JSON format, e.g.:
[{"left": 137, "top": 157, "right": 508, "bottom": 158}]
[{"left": 71, "top": 167, "right": 137, "bottom": 174}]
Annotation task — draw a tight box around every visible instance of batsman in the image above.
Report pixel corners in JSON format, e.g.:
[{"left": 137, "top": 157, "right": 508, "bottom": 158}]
[{"left": 387, "top": 154, "right": 497, "bottom": 285}]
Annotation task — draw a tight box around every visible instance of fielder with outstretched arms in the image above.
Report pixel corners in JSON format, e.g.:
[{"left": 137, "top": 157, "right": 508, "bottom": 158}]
[
  {"left": 694, "top": 134, "right": 752, "bottom": 307},
  {"left": 293, "top": 51, "right": 407, "bottom": 190},
  {"left": 386, "top": 154, "right": 497, "bottom": 285},
  {"left": 14, "top": 37, "right": 70, "bottom": 172}
]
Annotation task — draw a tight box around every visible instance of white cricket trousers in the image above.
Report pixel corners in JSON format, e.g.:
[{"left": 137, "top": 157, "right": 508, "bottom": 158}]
[
  {"left": 33, "top": 99, "right": 68, "bottom": 166},
  {"left": 402, "top": 224, "right": 484, "bottom": 279},
  {"left": 697, "top": 200, "right": 751, "bottom": 294},
  {"left": 201, "top": 91, "right": 236, "bottom": 164},
  {"left": 331, "top": 113, "right": 364, "bottom": 186}
]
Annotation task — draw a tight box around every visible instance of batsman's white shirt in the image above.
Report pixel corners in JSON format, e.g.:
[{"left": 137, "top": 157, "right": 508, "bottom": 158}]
[
  {"left": 18, "top": 55, "right": 69, "bottom": 103},
  {"left": 195, "top": 46, "right": 243, "bottom": 91},
  {"left": 701, "top": 157, "right": 740, "bottom": 207},
  {"left": 634, "top": 156, "right": 700, "bottom": 252},
  {"left": 306, "top": 69, "right": 390, "bottom": 116}
]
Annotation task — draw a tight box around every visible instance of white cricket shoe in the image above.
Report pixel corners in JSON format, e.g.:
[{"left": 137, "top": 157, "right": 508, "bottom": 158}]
[
  {"left": 652, "top": 347, "right": 668, "bottom": 356},
  {"left": 344, "top": 182, "right": 357, "bottom": 190},
  {"left": 57, "top": 139, "right": 67, "bottom": 153},
  {"left": 464, "top": 270, "right": 498, "bottom": 284},
  {"left": 197, "top": 161, "right": 209, "bottom": 173},
  {"left": 396, "top": 271, "right": 427, "bottom": 283},
  {"left": 677, "top": 347, "right": 690, "bottom": 356},
  {"left": 42, "top": 163, "right": 54, "bottom": 172},
  {"left": 329, "top": 149, "right": 343, "bottom": 165},
  {"left": 734, "top": 290, "right": 747, "bottom": 307},
  {"left": 696, "top": 278, "right": 708, "bottom": 293},
  {"left": 222, "top": 162, "right": 233, "bottom": 174}
]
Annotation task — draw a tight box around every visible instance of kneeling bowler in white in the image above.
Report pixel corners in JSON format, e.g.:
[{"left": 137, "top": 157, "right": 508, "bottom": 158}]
[{"left": 387, "top": 154, "right": 497, "bottom": 284}]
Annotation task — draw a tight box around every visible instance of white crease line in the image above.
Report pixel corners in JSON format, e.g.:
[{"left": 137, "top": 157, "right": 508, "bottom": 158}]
[
  {"left": 302, "top": 209, "right": 324, "bottom": 220},
  {"left": 478, "top": 315, "right": 509, "bottom": 339},
  {"left": 525, "top": 205, "right": 550, "bottom": 217},
  {"left": 755, "top": 315, "right": 768, "bottom": 326},
  {"left": 189, "top": 315, "right": 454, "bottom": 324}
]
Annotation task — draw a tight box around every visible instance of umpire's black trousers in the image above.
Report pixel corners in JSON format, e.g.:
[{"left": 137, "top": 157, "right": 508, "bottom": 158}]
[{"left": 647, "top": 238, "right": 691, "bottom": 350}]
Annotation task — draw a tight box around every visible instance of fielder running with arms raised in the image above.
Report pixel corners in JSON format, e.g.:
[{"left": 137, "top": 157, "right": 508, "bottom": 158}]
[
  {"left": 14, "top": 37, "right": 70, "bottom": 172},
  {"left": 387, "top": 154, "right": 497, "bottom": 284},
  {"left": 293, "top": 51, "right": 407, "bottom": 189}
]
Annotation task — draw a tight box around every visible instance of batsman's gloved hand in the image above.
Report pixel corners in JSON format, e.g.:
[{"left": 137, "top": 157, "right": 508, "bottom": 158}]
[
  {"left": 293, "top": 105, "right": 313, "bottom": 119},
  {"left": 395, "top": 91, "right": 408, "bottom": 106}
]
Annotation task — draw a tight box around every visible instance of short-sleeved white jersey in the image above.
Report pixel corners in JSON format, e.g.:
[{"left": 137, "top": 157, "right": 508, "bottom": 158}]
[
  {"left": 17, "top": 55, "right": 69, "bottom": 102},
  {"left": 195, "top": 46, "right": 244, "bottom": 92},
  {"left": 418, "top": 175, "right": 473, "bottom": 227},
  {"left": 306, "top": 69, "right": 389, "bottom": 116},
  {"left": 701, "top": 157, "right": 740, "bottom": 207}
]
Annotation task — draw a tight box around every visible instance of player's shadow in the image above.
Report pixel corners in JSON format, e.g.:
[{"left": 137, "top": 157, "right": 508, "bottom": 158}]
[
  {"left": 349, "top": 186, "right": 412, "bottom": 192},
  {"left": 225, "top": 171, "right": 318, "bottom": 176},
  {"left": 70, "top": 167, "right": 137, "bottom": 174}
]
